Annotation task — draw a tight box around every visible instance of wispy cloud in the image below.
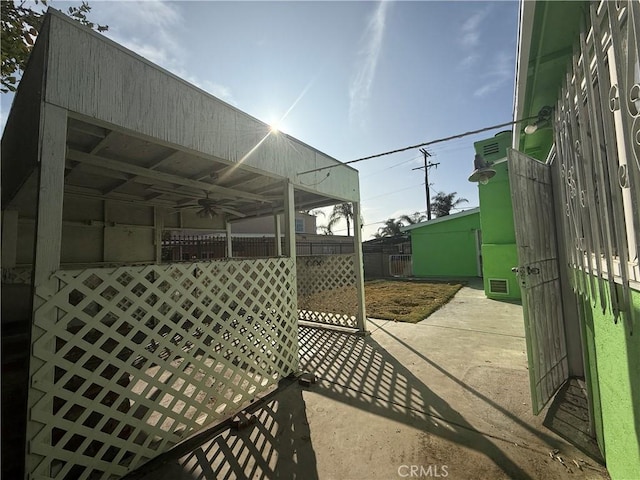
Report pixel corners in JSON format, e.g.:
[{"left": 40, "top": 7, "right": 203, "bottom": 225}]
[
  {"left": 456, "top": 4, "right": 513, "bottom": 96},
  {"left": 97, "top": 0, "right": 183, "bottom": 68},
  {"left": 94, "top": 0, "right": 236, "bottom": 104},
  {"left": 349, "top": 1, "right": 391, "bottom": 128},
  {"left": 458, "top": 53, "right": 479, "bottom": 71},
  {"left": 473, "top": 50, "right": 513, "bottom": 98},
  {"left": 459, "top": 5, "right": 492, "bottom": 48}
]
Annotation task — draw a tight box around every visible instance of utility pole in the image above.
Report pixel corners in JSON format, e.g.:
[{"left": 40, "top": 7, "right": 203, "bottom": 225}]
[{"left": 413, "top": 149, "right": 439, "bottom": 220}]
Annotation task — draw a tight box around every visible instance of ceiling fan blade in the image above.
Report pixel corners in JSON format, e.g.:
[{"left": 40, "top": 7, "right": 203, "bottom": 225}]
[
  {"left": 216, "top": 206, "right": 247, "bottom": 218},
  {"left": 196, "top": 207, "right": 216, "bottom": 219},
  {"left": 172, "top": 203, "right": 199, "bottom": 209}
]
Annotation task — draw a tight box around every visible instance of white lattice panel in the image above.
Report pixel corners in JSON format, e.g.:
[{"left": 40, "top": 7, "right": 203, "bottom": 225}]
[
  {"left": 297, "top": 255, "right": 358, "bottom": 328},
  {"left": 27, "top": 258, "right": 298, "bottom": 479}
]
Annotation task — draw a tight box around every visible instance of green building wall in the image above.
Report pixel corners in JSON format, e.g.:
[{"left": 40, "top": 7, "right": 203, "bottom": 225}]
[
  {"left": 475, "top": 133, "right": 521, "bottom": 300},
  {"left": 509, "top": 2, "right": 639, "bottom": 477},
  {"left": 408, "top": 210, "right": 480, "bottom": 278},
  {"left": 579, "top": 282, "right": 640, "bottom": 480}
]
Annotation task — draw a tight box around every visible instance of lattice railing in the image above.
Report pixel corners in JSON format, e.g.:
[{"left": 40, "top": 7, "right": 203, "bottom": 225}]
[
  {"left": 27, "top": 258, "right": 298, "bottom": 479},
  {"left": 297, "top": 254, "right": 358, "bottom": 328}
]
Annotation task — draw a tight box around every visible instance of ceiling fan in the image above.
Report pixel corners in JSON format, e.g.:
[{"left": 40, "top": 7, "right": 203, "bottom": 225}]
[{"left": 175, "top": 192, "right": 246, "bottom": 219}]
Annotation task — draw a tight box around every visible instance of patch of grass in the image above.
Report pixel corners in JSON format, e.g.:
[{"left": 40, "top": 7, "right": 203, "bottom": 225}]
[{"left": 365, "top": 279, "right": 463, "bottom": 323}]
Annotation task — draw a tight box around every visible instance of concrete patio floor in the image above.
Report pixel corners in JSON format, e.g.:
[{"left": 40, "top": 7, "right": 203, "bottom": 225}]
[{"left": 128, "top": 281, "right": 610, "bottom": 480}]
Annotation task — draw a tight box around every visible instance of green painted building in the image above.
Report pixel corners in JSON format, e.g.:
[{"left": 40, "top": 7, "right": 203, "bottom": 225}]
[
  {"left": 474, "top": 132, "right": 522, "bottom": 300},
  {"left": 506, "top": 2, "right": 640, "bottom": 479},
  {"left": 402, "top": 208, "right": 481, "bottom": 278}
]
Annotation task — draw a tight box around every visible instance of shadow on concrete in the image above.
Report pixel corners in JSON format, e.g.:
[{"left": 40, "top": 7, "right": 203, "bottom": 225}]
[
  {"left": 543, "top": 378, "right": 603, "bottom": 464},
  {"left": 125, "top": 379, "right": 318, "bottom": 480},
  {"left": 372, "top": 323, "right": 564, "bottom": 447},
  {"left": 129, "top": 320, "right": 574, "bottom": 480},
  {"left": 299, "top": 325, "right": 559, "bottom": 480}
]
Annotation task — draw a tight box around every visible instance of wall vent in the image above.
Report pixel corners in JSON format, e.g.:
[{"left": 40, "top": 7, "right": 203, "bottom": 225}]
[
  {"left": 489, "top": 278, "right": 509, "bottom": 294},
  {"left": 482, "top": 142, "right": 500, "bottom": 156}
]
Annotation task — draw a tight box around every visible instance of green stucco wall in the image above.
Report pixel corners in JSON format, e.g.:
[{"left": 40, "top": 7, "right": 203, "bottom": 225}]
[
  {"left": 580, "top": 281, "right": 640, "bottom": 480},
  {"left": 512, "top": 2, "right": 639, "bottom": 477},
  {"left": 409, "top": 211, "right": 480, "bottom": 278},
  {"left": 475, "top": 157, "right": 522, "bottom": 300}
]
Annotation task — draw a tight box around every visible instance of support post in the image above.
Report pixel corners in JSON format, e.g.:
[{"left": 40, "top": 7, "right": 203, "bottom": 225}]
[
  {"left": 352, "top": 201, "right": 369, "bottom": 333},
  {"left": 274, "top": 213, "right": 283, "bottom": 256},
  {"left": 225, "top": 219, "right": 233, "bottom": 258},
  {"left": 27, "top": 103, "right": 68, "bottom": 477},
  {"left": 421, "top": 148, "right": 432, "bottom": 220},
  {"left": 1, "top": 209, "right": 19, "bottom": 268},
  {"left": 283, "top": 181, "right": 299, "bottom": 371},
  {"left": 154, "top": 206, "right": 164, "bottom": 263},
  {"left": 414, "top": 149, "right": 439, "bottom": 220},
  {"left": 284, "top": 182, "right": 296, "bottom": 259}
]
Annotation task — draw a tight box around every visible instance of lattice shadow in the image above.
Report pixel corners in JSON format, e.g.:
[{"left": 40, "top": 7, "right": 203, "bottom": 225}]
[
  {"left": 298, "top": 326, "right": 533, "bottom": 479},
  {"left": 126, "top": 381, "right": 318, "bottom": 480}
]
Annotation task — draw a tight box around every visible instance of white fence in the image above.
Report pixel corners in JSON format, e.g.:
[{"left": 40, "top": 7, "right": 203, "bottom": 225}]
[{"left": 26, "top": 258, "right": 298, "bottom": 479}]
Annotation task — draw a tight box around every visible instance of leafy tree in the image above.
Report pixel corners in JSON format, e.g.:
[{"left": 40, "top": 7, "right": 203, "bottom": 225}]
[
  {"left": 327, "top": 203, "right": 354, "bottom": 236},
  {"left": 1, "top": 0, "right": 107, "bottom": 92},
  {"left": 399, "top": 211, "right": 427, "bottom": 225},
  {"left": 374, "top": 218, "right": 404, "bottom": 238},
  {"left": 430, "top": 191, "right": 468, "bottom": 217}
]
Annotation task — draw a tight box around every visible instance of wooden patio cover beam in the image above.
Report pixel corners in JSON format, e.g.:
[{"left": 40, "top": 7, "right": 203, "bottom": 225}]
[{"left": 66, "top": 148, "right": 274, "bottom": 203}]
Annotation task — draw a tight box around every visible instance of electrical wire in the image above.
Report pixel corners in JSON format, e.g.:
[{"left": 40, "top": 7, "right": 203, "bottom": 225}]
[
  {"left": 360, "top": 153, "right": 423, "bottom": 179},
  {"left": 297, "top": 114, "right": 537, "bottom": 175}
]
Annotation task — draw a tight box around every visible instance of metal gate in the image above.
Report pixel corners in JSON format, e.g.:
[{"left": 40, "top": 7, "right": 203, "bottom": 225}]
[
  {"left": 389, "top": 254, "right": 412, "bottom": 277},
  {"left": 508, "top": 149, "right": 569, "bottom": 414}
]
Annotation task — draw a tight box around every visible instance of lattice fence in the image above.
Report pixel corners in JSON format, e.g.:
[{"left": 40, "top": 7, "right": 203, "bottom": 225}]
[
  {"left": 27, "top": 258, "right": 298, "bottom": 479},
  {"left": 297, "top": 254, "right": 358, "bottom": 328}
]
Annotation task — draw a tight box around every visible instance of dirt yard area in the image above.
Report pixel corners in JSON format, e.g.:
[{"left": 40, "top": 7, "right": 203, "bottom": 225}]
[
  {"left": 364, "top": 279, "right": 463, "bottom": 322},
  {"left": 298, "top": 279, "right": 463, "bottom": 323}
]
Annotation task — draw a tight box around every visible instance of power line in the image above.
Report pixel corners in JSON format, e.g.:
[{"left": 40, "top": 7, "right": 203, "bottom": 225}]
[
  {"left": 363, "top": 182, "right": 425, "bottom": 202},
  {"left": 297, "top": 114, "right": 538, "bottom": 175},
  {"left": 360, "top": 153, "right": 422, "bottom": 179}
]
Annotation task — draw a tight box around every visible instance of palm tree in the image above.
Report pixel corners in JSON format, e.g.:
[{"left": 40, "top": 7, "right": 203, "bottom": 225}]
[
  {"left": 327, "top": 203, "right": 354, "bottom": 236},
  {"left": 399, "top": 211, "right": 428, "bottom": 225},
  {"left": 430, "top": 192, "right": 468, "bottom": 217},
  {"left": 317, "top": 225, "right": 333, "bottom": 235},
  {"left": 374, "top": 218, "right": 404, "bottom": 238}
]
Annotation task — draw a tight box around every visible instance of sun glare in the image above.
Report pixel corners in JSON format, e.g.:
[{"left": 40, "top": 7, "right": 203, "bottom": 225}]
[{"left": 269, "top": 123, "right": 280, "bottom": 134}]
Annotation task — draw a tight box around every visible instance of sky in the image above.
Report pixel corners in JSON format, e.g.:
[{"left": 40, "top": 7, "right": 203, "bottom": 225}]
[{"left": 1, "top": 0, "right": 520, "bottom": 239}]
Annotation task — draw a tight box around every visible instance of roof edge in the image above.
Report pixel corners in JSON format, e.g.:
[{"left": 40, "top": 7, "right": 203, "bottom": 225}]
[
  {"left": 401, "top": 207, "right": 481, "bottom": 232},
  {"left": 513, "top": 0, "right": 536, "bottom": 150},
  {"left": 43, "top": 9, "right": 357, "bottom": 174}
]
